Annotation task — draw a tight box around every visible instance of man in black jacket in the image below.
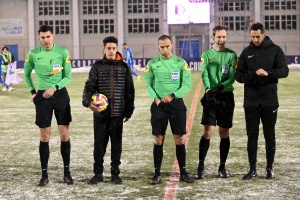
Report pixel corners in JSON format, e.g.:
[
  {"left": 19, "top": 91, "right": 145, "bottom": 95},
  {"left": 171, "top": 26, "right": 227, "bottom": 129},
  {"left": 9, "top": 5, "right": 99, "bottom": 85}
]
[
  {"left": 235, "top": 22, "right": 289, "bottom": 180},
  {"left": 82, "top": 36, "right": 135, "bottom": 184}
]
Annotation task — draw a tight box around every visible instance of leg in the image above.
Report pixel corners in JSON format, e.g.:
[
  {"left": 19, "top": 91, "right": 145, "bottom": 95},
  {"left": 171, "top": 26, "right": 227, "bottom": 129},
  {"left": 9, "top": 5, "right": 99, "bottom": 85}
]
[
  {"left": 53, "top": 88, "right": 73, "bottom": 184},
  {"left": 109, "top": 117, "right": 123, "bottom": 184},
  {"left": 38, "top": 127, "right": 51, "bottom": 186},
  {"left": 261, "top": 106, "right": 277, "bottom": 179},
  {"left": 218, "top": 127, "right": 230, "bottom": 178},
  {"left": 150, "top": 102, "right": 168, "bottom": 184},
  {"left": 242, "top": 106, "right": 260, "bottom": 180},
  {"left": 59, "top": 125, "right": 73, "bottom": 184},
  {"left": 199, "top": 125, "right": 215, "bottom": 168}
]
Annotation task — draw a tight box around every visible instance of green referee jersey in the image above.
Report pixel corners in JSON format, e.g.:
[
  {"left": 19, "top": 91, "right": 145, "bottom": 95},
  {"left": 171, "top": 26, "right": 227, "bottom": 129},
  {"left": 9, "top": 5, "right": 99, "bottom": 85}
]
[
  {"left": 201, "top": 48, "right": 237, "bottom": 92},
  {"left": 24, "top": 44, "right": 72, "bottom": 92},
  {"left": 144, "top": 54, "right": 191, "bottom": 100}
]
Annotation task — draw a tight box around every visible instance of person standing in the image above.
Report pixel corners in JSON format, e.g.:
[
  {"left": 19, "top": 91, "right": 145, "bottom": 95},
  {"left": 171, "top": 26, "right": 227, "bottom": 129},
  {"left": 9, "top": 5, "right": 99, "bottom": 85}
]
[
  {"left": 82, "top": 36, "right": 135, "bottom": 185},
  {"left": 24, "top": 25, "right": 73, "bottom": 186},
  {"left": 196, "top": 25, "right": 237, "bottom": 179},
  {"left": 144, "top": 35, "right": 193, "bottom": 184},
  {"left": 1, "top": 47, "right": 15, "bottom": 91},
  {"left": 123, "top": 43, "right": 141, "bottom": 82},
  {"left": 235, "top": 22, "right": 289, "bottom": 180}
]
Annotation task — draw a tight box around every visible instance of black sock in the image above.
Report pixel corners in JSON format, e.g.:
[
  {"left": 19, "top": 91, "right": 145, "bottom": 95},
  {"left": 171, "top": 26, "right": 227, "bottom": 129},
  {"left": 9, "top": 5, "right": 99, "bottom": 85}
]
[
  {"left": 219, "top": 137, "right": 230, "bottom": 169},
  {"left": 198, "top": 136, "right": 210, "bottom": 169},
  {"left": 176, "top": 144, "right": 186, "bottom": 175},
  {"left": 39, "top": 141, "right": 49, "bottom": 178},
  {"left": 61, "top": 140, "right": 71, "bottom": 175},
  {"left": 250, "top": 163, "right": 256, "bottom": 171},
  {"left": 153, "top": 144, "right": 163, "bottom": 176}
]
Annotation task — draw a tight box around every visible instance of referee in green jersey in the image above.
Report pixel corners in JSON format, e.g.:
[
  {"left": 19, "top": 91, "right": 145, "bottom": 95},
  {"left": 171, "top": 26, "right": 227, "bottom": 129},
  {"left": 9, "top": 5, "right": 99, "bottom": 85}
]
[
  {"left": 144, "top": 35, "right": 193, "bottom": 184},
  {"left": 24, "top": 25, "right": 73, "bottom": 186},
  {"left": 197, "top": 25, "right": 237, "bottom": 179}
]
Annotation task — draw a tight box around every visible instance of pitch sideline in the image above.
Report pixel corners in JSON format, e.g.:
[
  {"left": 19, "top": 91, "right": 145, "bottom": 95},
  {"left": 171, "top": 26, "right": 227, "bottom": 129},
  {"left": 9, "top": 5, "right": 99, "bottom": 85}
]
[{"left": 163, "top": 80, "right": 203, "bottom": 200}]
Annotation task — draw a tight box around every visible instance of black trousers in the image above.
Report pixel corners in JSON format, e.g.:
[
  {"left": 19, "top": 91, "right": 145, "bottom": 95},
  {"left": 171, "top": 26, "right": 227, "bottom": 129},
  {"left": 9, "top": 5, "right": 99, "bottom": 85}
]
[
  {"left": 244, "top": 106, "right": 278, "bottom": 167},
  {"left": 93, "top": 116, "right": 123, "bottom": 174}
]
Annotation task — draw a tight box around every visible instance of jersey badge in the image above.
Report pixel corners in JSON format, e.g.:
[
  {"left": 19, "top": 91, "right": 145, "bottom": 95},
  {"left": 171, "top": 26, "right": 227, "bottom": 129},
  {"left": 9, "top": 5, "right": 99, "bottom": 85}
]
[
  {"left": 25, "top": 55, "right": 29, "bottom": 62},
  {"left": 184, "top": 63, "right": 190, "bottom": 71},
  {"left": 233, "top": 60, "right": 238, "bottom": 68},
  {"left": 201, "top": 58, "right": 204, "bottom": 65},
  {"left": 66, "top": 55, "right": 71, "bottom": 64},
  {"left": 144, "top": 65, "right": 150, "bottom": 73},
  {"left": 171, "top": 72, "right": 179, "bottom": 81}
]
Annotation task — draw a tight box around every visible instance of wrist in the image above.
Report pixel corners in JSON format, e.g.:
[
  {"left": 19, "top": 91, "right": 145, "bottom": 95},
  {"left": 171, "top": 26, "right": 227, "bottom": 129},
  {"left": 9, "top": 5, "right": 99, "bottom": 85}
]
[
  {"left": 30, "top": 90, "right": 36, "bottom": 95},
  {"left": 171, "top": 93, "right": 175, "bottom": 99}
]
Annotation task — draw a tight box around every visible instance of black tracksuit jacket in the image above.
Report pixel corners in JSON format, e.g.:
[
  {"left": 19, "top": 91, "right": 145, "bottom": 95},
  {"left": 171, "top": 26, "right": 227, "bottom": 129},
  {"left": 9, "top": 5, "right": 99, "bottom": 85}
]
[
  {"left": 235, "top": 36, "right": 289, "bottom": 107},
  {"left": 82, "top": 52, "right": 135, "bottom": 118}
]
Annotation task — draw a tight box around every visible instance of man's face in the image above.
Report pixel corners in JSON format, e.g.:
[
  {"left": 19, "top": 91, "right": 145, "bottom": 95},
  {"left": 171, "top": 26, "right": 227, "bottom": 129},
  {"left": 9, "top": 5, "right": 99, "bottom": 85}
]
[
  {"left": 251, "top": 30, "right": 265, "bottom": 46},
  {"left": 212, "top": 29, "right": 227, "bottom": 48},
  {"left": 39, "top": 31, "right": 54, "bottom": 50},
  {"left": 104, "top": 43, "right": 118, "bottom": 60},
  {"left": 158, "top": 38, "right": 173, "bottom": 59},
  {"left": 2, "top": 48, "right": 8, "bottom": 54}
]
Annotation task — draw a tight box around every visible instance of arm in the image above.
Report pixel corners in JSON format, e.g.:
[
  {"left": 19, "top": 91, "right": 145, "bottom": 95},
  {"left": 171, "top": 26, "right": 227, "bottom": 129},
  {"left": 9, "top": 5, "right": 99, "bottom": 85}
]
[
  {"left": 144, "top": 63, "right": 159, "bottom": 100},
  {"left": 270, "top": 47, "right": 289, "bottom": 79},
  {"left": 201, "top": 53, "right": 211, "bottom": 89},
  {"left": 173, "top": 62, "right": 191, "bottom": 98},
  {"left": 82, "top": 63, "right": 98, "bottom": 107},
  {"left": 56, "top": 49, "right": 72, "bottom": 90},
  {"left": 24, "top": 53, "right": 36, "bottom": 94},
  {"left": 123, "top": 64, "right": 135, "bottom": 119},
  {"left": 234, "top": 51, "right": 255, "bottom": 83},
  {"left": 222, "top": 53, "right": 237, "bottom": 87}
]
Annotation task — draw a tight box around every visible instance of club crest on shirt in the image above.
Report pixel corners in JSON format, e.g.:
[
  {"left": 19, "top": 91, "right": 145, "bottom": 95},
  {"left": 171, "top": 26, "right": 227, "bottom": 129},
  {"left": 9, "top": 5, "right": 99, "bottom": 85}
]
[
  {"left": 25, "top": 55, "right": 29, "bottom": 62},
  {"left": 171, "top": 72, "right": 179, "bottom": 81}
]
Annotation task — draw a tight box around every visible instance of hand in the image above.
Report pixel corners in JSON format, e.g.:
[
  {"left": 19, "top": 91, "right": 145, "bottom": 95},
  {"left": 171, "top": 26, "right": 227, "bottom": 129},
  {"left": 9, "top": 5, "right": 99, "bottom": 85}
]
[
  {"left": 88, "top": 101, "right": 99, "bottom": 112},
  {"left": 205, "top": 90, "right": 216, "bottom": 102},
  {"left": 161, "top": 94, "right": 174, "bottom": 103},
  {"left": 123, "top": 117, "right": 130, "bottom": 123},
  {"left": 256, "top": 69, "right": 268, "bottom": 76},
  {"left": 42, "top": 87, "right": 55, "bottom": 98},
  {"left": 158, "top": 102, "right": 167, "bottom": 110},
  {"left": 31, "top": 94, "right": 36, "bottom": 102},
  {"left": 212, "top": 85, "right": 224, "bottom": 95}
]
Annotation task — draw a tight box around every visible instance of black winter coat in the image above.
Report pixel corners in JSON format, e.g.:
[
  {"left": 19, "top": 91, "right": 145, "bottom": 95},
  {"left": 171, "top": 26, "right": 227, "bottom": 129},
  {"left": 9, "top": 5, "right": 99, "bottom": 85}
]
[
  {"left": 82, "top": 52, "right": 135, "bottom": 118},
  {"left": 235, "top": 36, "right": 289, "bottom": 107}
]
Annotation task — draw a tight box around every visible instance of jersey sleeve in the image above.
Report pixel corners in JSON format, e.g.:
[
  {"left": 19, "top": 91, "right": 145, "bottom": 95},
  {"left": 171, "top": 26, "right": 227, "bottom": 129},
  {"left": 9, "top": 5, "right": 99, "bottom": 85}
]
[
  {"left": 24, "top": 52, "right": 36, "bottom": 92},
  {"left": 201, "top": 52, "right": 211, "bottom": 89},
  {"left": 222, "top": 52, "right": 237, "bottom": 87},
  {"left": 57, "top": 48, "right": 72, "bottom": 90},
  {"left": 174, "top": 61, "right": 191, "bottom": 98},
  {"left": 144, "top": 61, "right": 159, "bottom": 100}
]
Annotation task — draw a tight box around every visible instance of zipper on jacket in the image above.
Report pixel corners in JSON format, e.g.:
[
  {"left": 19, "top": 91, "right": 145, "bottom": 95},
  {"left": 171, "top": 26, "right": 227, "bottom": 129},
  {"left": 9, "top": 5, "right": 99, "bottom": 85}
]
[{"left": 110, "top": 65, "right": 114, "bottom": 117}]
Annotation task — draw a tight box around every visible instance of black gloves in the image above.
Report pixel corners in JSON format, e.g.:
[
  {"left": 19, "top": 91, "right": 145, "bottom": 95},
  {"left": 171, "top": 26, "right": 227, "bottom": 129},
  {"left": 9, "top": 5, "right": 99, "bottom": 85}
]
[
  {"left": 201, "top": 85, "right": 224, "bottom": 107},
  {"left": 212, "top": 84, "right": 224, "bottom": 95}
]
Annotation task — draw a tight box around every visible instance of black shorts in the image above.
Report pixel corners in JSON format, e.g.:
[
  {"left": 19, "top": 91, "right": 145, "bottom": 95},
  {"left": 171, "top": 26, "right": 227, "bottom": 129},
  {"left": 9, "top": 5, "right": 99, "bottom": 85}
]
[
  {"left": 34, "top": 87, "right": 72, "bottom": 128},
  {"left": 201, "top": 91, "right": 235, "bottom": 128},
  {"left": 150, "top": 98, "right": 187, "bottom": 135}
]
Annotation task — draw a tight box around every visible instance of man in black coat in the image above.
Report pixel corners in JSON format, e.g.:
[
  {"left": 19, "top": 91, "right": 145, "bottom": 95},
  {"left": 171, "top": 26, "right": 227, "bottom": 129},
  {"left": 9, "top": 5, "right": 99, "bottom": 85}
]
[
  {"left": 235, "top": 22, "right": 289, "bottom": 180},
  {"left": 82, "top": 36, "right": 135, "bottom": 184}
]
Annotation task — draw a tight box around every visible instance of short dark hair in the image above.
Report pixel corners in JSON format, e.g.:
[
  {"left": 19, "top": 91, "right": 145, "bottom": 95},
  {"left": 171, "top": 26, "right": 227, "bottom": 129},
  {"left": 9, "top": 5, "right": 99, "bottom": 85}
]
[
  {"left": 250, "top": 22, "right": 265, "bottom": 33},
  {"left": 158, "top": 35, "right": 172, "bottom": 43},
  {"left": 2, "top": 46, "right": 8, "bottom": 51},
  {"left": 38, "top": 25, "right": 53, "bottom": 34},
  {"left": 123, "top": 43, "right": 127, "bottom": 45},
  {"left": 103, "top": 36, "right": 118, "bottom": 47},
  {"left": 212, "top": 25, "right": 228, "bottom": 37}
]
